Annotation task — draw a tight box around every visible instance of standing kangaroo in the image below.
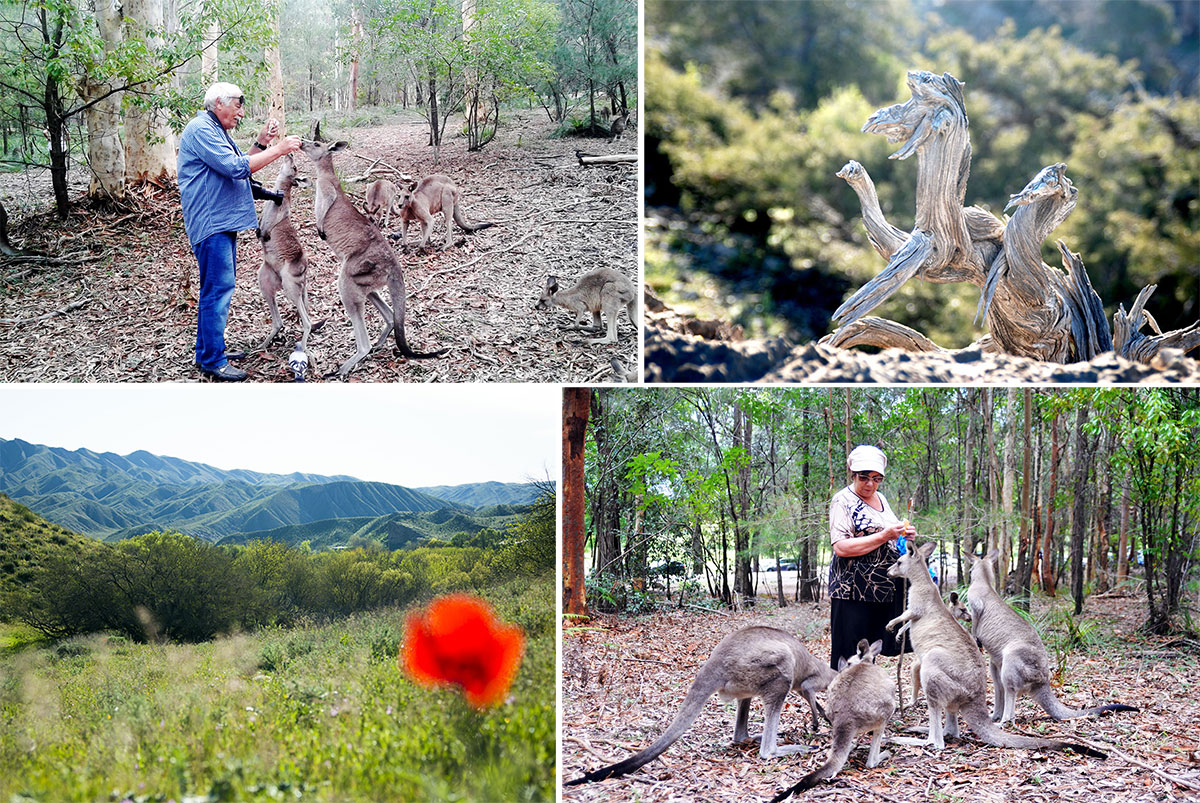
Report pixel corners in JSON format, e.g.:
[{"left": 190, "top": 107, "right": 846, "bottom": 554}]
[
  {"left": 885, "top": 541, "right": 1105, "bottom": 758},
  {"left": 298, "top": 140, "right": 446, "bottom": 378},
  {"left": 254, "top": 154, "right": 320, "bottom": 351},
  {"left": 566, "top": 626, "right": 834, "bottom": 785},
  {"left": 364, "top": 178, "right": 399, "bottom": 228},
  {"left": 771, "top": 639, "right": 894, "bottom": 799},
  {"left": 535, "top": 268, "right": 636, "bottom": 346},
  {"left": 895, "top": 589, "right": 972, "bottom": 702},
  {"left": 609, "top": 111, "right": 630, "bottom": 142},
  {"left": 968, "top": 548, "right": 1138, "bottom": 724},
  {"left": 397, "top": 174, "right": 493, "bottom": 250}
]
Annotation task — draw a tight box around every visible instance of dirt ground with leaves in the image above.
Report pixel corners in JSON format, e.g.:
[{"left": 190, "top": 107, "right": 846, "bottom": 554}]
[
  {"left": 0, "top": 109, "right": 637, "bottom": 382},
  {"left": 562, "top": 593, "right": 1200, "bottom": 802}
]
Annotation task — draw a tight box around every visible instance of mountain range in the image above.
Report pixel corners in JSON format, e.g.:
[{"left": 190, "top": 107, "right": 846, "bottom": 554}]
[{"left": 0, "top": 438, "right": 545, "bottom": 544}]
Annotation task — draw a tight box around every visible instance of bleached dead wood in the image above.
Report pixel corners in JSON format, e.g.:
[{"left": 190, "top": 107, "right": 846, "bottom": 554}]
[
  {"left": 575, "top": 151, "right": 637, "bottom": 166},
  {"left": 831, "top": 69, "right": 1197, "bottom": 364}
]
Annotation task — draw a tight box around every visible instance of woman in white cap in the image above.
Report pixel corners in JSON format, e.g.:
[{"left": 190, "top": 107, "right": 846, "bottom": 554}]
[{"left": 827, "top": 444, "right": 916, "bottom": 669}]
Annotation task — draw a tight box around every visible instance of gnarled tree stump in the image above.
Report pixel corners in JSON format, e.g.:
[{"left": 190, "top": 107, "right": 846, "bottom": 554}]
[{"left": 829, "top": 70, "right": 1199, "bottom": 363}]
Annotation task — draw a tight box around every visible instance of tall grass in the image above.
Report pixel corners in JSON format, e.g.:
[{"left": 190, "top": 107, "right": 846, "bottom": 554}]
[{"left": 0, "top": 573, "right": 554, "bottom": 802}]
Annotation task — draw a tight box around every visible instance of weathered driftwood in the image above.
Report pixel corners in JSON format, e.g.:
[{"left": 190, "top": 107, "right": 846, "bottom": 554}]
[
  {"left": 831, "top": 70, "right": 1197, "bottom": 364},
  {"left": 575, "top": 150, "right": 637, "bottom": 166}
]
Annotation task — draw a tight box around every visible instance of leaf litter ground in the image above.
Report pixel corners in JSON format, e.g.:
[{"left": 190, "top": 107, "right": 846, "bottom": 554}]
[
  {"left": 562, "top": 593, "right": 1200, "bottom": 802},
  {"left": 0, "top": 109, "right": 637, "bottom": 382}
]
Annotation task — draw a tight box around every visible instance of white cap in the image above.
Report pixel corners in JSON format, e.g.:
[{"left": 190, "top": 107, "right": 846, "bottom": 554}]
[{"left": 847, "top": 445, "right": 887, "bottom": 475}]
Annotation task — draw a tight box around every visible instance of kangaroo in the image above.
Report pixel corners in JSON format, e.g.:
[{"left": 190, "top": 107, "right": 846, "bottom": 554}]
[
  {"left": 609, "top": 357, "right": 637, "bottom": 382},
  {"left": 535, "top": 269, "right": 636, "bottom": 346},
  {"left": 566, "top": 626, "right": 834, "bottom": 785},
  {"left": 771, "top": 639, "right": 894, "bottom": 800},
  {"left": 396, "top": 174, "right": 493, "bottom": 250},
  {"left": 968, "top": 548, "right": 1138, "bottom": 724},
  {"left": 896, "top": 589, "right": 971, "bottom": 702},
  {"left": 254, "top": 154, "right": 322, "bottom": 351},
  {"left": 364, "top": 179, "right": 399, "bottom": 228},
  {"left": 609, "top": 111, "right": 630, "bottom": 142},
  {"left": 298, "top": 140, "right": 446, "bottom": 378},
  {"left": 885, "top": 541, "right": 1105, "bottom": 758}
]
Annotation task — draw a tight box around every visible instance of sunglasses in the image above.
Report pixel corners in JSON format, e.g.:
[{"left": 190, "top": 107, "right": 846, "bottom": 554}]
[{"left": 854, "top": 472, "right": 885, "bottom": 484}]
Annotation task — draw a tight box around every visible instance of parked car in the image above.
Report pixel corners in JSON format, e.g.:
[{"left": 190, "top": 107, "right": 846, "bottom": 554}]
[
  {"left": 766, "top": 561, "right": 797, "bottom": 572},
  {"left": 649, "top": 560, "right": 686, "bottom": 577}
]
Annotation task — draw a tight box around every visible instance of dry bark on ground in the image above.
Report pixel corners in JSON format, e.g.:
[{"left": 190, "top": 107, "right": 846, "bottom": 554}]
[
  {"left": 645, "top": 290, "right": 1200, "bottom": 384},
  {"left": 563, "top": 595, "right": 1200, "bottom": 802},
  {"left": 0, "top": 110, "right": 636, "bottom": 382}
]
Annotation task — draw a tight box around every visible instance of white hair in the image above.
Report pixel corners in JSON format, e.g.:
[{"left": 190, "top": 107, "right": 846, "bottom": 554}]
[{"left": 203, "top": 82, "right": 243, "bottom": 112}]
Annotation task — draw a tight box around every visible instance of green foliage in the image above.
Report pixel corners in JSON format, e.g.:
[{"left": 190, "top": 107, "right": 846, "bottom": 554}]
[
  {"left": 585, "top": 572, "right": 657, "bottom": 615},
  {"left": 0, "top": 573, "right": 555, "bottom": 802}
]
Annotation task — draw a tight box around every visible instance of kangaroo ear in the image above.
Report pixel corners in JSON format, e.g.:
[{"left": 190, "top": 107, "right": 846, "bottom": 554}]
[
  {"left": 330, "top": 141, "right": 349, "bottom": 153},
  {"left": 986, "top": 548, "right": 999, "bottom": 562},
  {"left": 918, "top": 541, "right": 936, "bottom": 560},
  {"left": 856, "top": 638, "right": 870, "bottom": 657},
  {"left": 545, "top": 275, "right": 558, "bottom": 292},
  {"left": 837, "top": 656, "right": 849, "bottom": 672},
  {"left": 949, "top": 591, "right": 960, "bottom": 604},
  {"left": 868, "top": 639, "right": 883, "bottom": 658}
]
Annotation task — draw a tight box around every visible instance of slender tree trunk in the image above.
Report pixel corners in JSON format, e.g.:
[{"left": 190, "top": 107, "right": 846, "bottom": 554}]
[
  {"left": 1001, "top": 387, "right": 1018, "bottom": 587},
  {"left": 562, "top": 389, "right": 591, "bottom": 618},
  {"left": 82, "top": 0, "right": 126, "bottom": 203},
  {"left": 348, "top": 4, "right": 362, "bottom": 111},
  {"left": 965, "top": 388, "right": 978, "bottom": 558},
  {"left": 1015, "top": 388, "right": 1034, "bottom": 608},
  {"left": 1117, "top": 479, "right": 1131, "bottom": 584},
  {"left": 590, "top": 392, "right": 619, "bottom": 575},
  {"left": 1070, "top": 403, "right": 1091, "bottom": 616},
  {"left": 1041, "top": 410, "right": 1060, "bottom": 595},
  {"left": 984, "top": 389, "right": 1000, "bottom": 561},
  {"left": 264, "top": 0, "right": 286, "bottom": 135}
]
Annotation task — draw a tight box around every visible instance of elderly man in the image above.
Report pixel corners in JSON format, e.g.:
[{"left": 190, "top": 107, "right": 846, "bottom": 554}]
[{"left": 178, "top": 82, "right": 301, "bottom": 381}]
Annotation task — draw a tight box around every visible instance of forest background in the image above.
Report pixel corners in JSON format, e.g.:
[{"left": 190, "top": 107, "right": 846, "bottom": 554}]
[
  {"left": 563, "top": 387, "right": 1200, "bottom": 637},
  {"left": 645, "top": 0, "right": 1198, "bottom": 350}
]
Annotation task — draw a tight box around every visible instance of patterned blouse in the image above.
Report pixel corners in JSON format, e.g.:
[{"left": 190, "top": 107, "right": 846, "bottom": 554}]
[{"left": 828, "top": 486, "right": 902, "bottom": 602}]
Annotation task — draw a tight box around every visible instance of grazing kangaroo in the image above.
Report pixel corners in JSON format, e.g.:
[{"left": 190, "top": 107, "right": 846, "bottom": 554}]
[
  {"left": 364, "top": 179, "right": 399, "bottom": 228},
  {"left": 298, "top": 140, "right": 446, "bottom": 378},
  {"left": 609, "top": 111, "right": 630, "bottom": 142},
  {"left": 567, "top": 626, "right": 834, "bottom": 785},
  {"left": 535, "top": 269, "right": 636, "bottom": 346},
  {"left": 771, "top": 639, "right": 894, "bottom": 800},
  {"left": 396, "top": 174, "right": 493, "bottom": 250},
  {"left": 968, "top": 548, "right": 1138, "bottom": 724},
  {"left": 885, "top": 541, "right": 1105, "bottom": 758},
  {"left": 254, "top": 154, "right": 321, "bottom": 351}
]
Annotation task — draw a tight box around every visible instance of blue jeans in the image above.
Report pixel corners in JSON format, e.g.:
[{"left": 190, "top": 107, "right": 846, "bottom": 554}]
[{"left": 193, "top": 231, "right": 237, "bottom": 371}]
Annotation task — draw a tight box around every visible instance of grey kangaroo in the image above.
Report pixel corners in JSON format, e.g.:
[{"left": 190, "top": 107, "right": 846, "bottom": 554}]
[
  {"left": 364, "top": 178, "right": 399, "bottom": 229},
  {"left": 609, "top": 111, "right": 630, "bottom": 142},
  {"left": 535, "top": 268, "right": 636, "bottom": 346},
  {"left": 968, "top": 548, "right": 1138, "bottom": 724},
  {"left": 885, "top": 542, "right": 1105, "bottom": 758},
  {"left": 396, "top": 174, "right": 493, "bottom": 250},
  {"left": 771, "top": 639, "right": 894, "bottom": 799},
  {"left": 254, "top": 154, "right": 321, "bottom": 351},
  {"left": 566, "top": 626, "right": 834, "bottom": 785},
  {"left": 298, "top": 140, "right": 446, "bottom": 378},
  {"left": 895, "top": 589, "right": 971, "bottom": 702}
]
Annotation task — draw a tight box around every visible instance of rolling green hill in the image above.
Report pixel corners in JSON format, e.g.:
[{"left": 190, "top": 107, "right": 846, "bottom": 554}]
[
  {"left": 0, "top": 493, "right": 97, "bottom": 595},
  {"left": 414, "top": 481, "right": 544, "bottom": 507}
]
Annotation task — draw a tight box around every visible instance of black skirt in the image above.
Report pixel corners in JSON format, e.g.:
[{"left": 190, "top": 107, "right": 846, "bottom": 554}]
[{"left": 829, "top": 591, "right": 913, "bottom": 670}]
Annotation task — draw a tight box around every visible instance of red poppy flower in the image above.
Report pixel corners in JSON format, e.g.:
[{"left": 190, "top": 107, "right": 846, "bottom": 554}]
[{"left": 401, "top": 594, "right": 525, "bottom": 708}]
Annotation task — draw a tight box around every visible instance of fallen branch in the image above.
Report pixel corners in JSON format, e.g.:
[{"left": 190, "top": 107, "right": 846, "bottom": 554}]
[
  {"left": 0, "top": 297, "right": 90, "bottom": 326},
  {"left": 413, "top": 231, "right": 540, "bottom": 295},
  {"left": 575, "top": 150, "right": 638, "bottom": 165},
  {"left": 1073, "top": 738, "right": 1200, "bottom": 792},
  {"left": 618, "top": 656, "right": 674, "bottom": 666},
  {"left": 345, "top": 154, "right": 412, "bottom": 183}
]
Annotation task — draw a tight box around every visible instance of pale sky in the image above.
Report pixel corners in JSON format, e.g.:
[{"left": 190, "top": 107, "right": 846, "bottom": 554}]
[{"left": 0, "top": 385, "right": 559, "bottom": 488}]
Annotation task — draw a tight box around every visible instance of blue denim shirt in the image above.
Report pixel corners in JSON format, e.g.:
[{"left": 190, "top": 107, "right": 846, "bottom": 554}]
[{"left": 177, "top": 110, "right": 257, "bottom": 247}]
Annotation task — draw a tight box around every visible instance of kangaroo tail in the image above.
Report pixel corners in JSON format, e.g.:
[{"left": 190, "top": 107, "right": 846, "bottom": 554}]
[
  {"left": 1032, "top": 685, "right": 1138, "bottom": 721},
  {"left": 452, "top": 205, "right": 493, "bottom": 232},
  {"left": 566, "top": 681, "right": 717, "bottom": 785},
  {"left": 964, "top": 703, "right": 1106, "bottom": 759},
  {"left": 770, "top": 721, "right": 856, "bottom": 800}
]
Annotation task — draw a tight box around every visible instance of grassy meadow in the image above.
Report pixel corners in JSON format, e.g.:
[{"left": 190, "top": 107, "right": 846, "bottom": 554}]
[{"left": 0, "top": 572, "right": 555, "bottom": 802}]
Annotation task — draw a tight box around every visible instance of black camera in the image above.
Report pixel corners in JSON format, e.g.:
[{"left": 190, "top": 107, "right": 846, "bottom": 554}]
[{"left": 250, "top": 179, "right": 283, "bottom": 205}]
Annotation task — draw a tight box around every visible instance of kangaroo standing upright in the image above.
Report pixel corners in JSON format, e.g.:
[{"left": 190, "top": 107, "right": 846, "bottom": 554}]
[
  {"left": 535, "top": 268, "right": 636, "bottom": 346},
  {"left": 255, "top": 154, "right": 320, "bottom": 351},
  {"left": 396, "top": 174, "right": 493, "bottom": 250},
  {"left": 609, "top": 111, "right": 630, "bottom": 142},
  {"left": 298, "top": 140, "right": 446, "bottom": 378},
  {"left": 885, "top": 541, "right": 1105, "bottom": 758},
  {"left": 771, "top": 639, "right": 894, "bottom": 799},
  {"left": 968, "top": 548, "right": 1138, "bottom": 724},
  {"left": 364, "top": 179, "right": 399, "bottom": 228},
  {"left": 567, "top": 626, "right": 834, "bottom": 785}
]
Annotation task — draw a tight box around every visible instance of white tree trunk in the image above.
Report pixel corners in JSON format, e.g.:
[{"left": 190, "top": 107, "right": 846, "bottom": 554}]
[
  {"left": 265, "top": 0, "right": 286, "bottom": 134},
  {"left": 123, "top": 0, "right": 177, "bottom": 184},
  {"left": 201, "top": 19, "right": 220, "bottom": 82},
  {"left": 82, "top": 0, "right": 126, "bottom": 201}
]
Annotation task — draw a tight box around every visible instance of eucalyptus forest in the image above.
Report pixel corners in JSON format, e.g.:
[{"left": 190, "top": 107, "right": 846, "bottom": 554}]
[
  {"left": 562, "top": 387, "right": 1200, "bottom": 801},
  {"left": 0, "top": 0, "right": 638, "bottom": 381}
]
